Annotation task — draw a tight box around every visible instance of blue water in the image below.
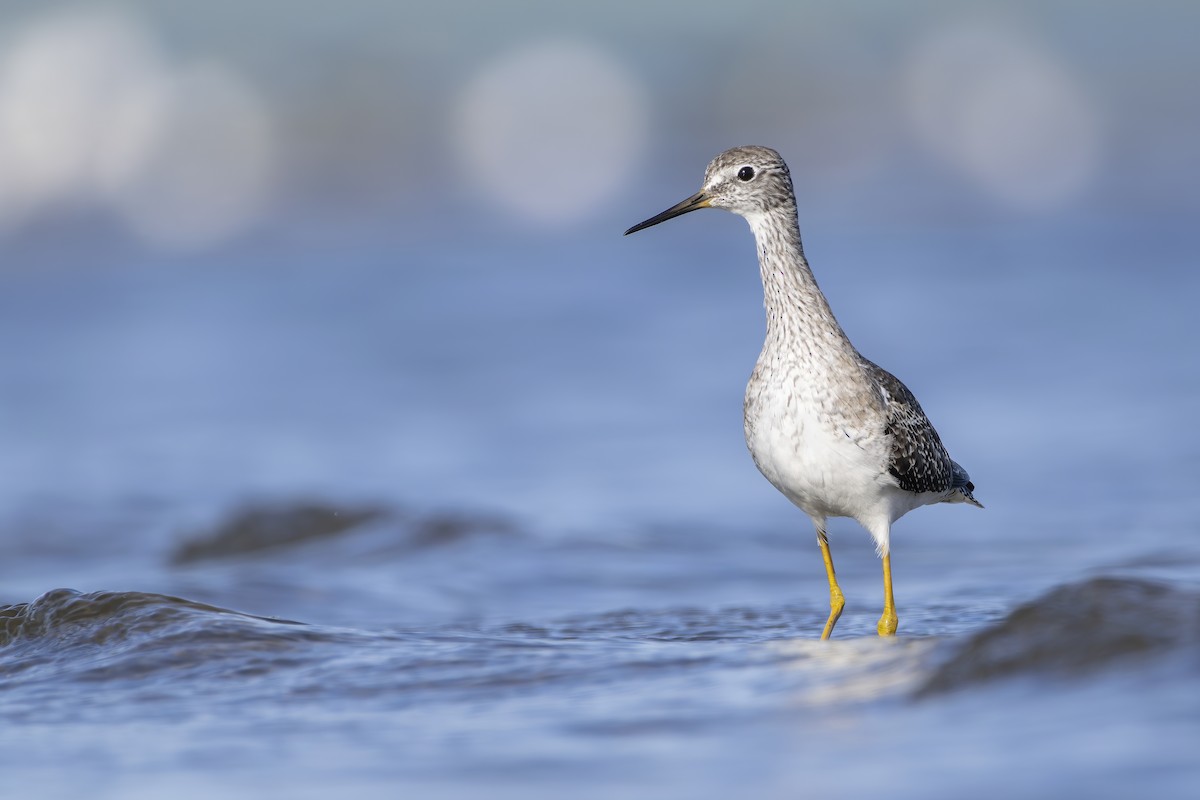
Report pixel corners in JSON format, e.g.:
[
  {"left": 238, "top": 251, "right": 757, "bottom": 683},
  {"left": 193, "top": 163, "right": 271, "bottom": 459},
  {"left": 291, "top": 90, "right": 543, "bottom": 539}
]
[{"left": 2, "top": 2, "right": 1199, "bottom": 798}]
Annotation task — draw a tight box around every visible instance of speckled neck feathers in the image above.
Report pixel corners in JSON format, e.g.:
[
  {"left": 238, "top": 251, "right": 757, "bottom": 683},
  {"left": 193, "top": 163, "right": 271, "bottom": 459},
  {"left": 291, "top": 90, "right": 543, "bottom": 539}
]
[{"left": 744, "top": 199, "right": 867, "bottom": 394}]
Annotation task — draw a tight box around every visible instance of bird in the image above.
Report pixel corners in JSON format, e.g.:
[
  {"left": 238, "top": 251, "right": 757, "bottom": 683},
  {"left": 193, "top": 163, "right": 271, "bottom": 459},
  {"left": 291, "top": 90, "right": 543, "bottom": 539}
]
[{"left": 624, "top": 145, "right": 982, "bottom": 639}]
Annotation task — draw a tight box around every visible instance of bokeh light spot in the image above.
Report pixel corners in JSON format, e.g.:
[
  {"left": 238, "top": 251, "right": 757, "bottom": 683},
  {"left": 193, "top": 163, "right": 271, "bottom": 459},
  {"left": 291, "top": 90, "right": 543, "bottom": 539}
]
[
  {"left": 0, "top": 8, "right": 275, "bottom": 250},
  {"left": 903, "top": 22, "right": 1103, "bottom": 211},
  {"left": 110, "top": 63, "right": 274, "bottom": 250},
  {"left": 453, "top": 40, "right": 649, "bottom": 226}
]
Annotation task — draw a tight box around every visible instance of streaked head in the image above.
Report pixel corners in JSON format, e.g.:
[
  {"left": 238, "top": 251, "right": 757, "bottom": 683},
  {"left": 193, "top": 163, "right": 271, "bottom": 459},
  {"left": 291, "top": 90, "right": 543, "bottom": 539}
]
[{"left": 624, "top": 146, "right": 794, "bottom": 235}]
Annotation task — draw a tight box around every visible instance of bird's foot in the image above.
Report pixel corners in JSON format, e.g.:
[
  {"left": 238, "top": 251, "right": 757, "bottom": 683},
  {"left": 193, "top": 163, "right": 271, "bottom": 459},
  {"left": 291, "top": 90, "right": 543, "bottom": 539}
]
[{"left": 876, "top": 609, "right": 898, "bottom": 637}]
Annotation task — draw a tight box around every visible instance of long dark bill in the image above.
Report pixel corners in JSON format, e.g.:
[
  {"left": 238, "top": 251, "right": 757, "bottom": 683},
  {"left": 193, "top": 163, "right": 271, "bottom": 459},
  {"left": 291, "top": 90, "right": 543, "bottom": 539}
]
[{"left": 624, "top": 191, "right": 711, "bottom": 235}]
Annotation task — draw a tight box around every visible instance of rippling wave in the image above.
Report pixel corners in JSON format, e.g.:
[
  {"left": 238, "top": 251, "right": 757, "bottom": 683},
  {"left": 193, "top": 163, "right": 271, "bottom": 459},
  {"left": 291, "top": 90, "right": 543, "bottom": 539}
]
[
  {"left": 2, "top": 575, "right": 1196, "bottom": 797},
  {"left": 918, "top": 577, "right": 1200, "bottom": 695},
  {"left": 3, "top": 577, "right": 1195, "bottom": 708}
]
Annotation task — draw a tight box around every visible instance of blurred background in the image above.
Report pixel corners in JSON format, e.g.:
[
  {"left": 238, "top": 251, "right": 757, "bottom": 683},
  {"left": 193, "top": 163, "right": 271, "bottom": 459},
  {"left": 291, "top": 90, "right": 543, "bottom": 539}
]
[
  {"left": 0, "top": 0, "right": 1197, "bottom": 594},
  {"left": 2, "top": 5, "right": 1199, "bottom": 797}
]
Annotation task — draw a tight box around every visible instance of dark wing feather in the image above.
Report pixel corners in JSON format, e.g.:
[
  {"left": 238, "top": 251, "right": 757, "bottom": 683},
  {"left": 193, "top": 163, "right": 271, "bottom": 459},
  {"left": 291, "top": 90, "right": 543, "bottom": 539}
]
[{"left": 859, "top": 357, "right": 962, "bottom": 495}]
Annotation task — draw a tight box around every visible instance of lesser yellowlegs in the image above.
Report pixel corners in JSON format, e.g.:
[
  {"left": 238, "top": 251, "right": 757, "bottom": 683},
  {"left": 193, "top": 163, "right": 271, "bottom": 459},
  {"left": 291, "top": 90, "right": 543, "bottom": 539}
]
[{"left": 625, "top": 145, "right": 982, "bottom": 639}]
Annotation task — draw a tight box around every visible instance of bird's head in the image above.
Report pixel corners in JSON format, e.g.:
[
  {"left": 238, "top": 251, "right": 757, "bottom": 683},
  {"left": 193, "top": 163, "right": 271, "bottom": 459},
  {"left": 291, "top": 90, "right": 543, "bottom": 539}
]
[{"left": 624, "top": 145, "right": 794, "bottom": 235}]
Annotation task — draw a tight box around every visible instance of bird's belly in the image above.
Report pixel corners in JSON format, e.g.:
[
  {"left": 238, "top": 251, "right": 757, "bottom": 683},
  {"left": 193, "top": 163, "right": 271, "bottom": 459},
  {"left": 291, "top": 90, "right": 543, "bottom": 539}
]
[{"left": 744, "top": 388, "right": 884, "bottom": 521}]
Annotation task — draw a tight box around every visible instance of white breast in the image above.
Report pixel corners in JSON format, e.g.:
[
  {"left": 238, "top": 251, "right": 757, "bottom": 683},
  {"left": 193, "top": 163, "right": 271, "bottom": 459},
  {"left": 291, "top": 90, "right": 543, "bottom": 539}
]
[{"left": 744, "top": 364, "right": 891, "bottom": 523}]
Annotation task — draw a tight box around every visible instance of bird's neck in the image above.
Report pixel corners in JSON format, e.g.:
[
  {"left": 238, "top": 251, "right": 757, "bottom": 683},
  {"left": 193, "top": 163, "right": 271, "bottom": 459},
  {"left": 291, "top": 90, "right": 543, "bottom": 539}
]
[{"left": 746, "top": 206, "right": 856, "bottom": 356}]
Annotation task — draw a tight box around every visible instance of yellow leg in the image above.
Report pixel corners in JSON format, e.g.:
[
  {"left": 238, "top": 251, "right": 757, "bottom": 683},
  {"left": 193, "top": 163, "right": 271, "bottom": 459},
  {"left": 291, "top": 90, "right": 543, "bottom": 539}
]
[
  {"left": 817, "top": 529, "right": 845, "bottom": 640},
  {"left": 877, "top": 553, "right": 898, "bottom": 636}
]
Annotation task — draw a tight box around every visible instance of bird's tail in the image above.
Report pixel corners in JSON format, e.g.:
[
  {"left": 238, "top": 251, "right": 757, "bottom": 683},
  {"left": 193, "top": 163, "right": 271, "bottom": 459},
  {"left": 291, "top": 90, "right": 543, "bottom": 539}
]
[
  {"left": 949, "top": 484, "right": 984, "bottom": 508},
  {"left": 947, "top": 461, "right": 984, "bottom": 508}
]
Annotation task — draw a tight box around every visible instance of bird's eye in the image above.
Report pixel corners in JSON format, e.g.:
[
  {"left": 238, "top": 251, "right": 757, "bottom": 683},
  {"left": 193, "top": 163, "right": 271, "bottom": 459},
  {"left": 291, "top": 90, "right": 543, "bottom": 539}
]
[{"left": 737, "top": 166, "right": 755, "bottom": 181}]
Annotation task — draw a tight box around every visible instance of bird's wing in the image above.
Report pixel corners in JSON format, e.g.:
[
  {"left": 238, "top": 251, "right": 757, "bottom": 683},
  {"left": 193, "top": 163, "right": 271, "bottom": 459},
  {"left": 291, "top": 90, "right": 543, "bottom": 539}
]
[{"left": 858, "top": 357, "right": 960, "bottom": 495}]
